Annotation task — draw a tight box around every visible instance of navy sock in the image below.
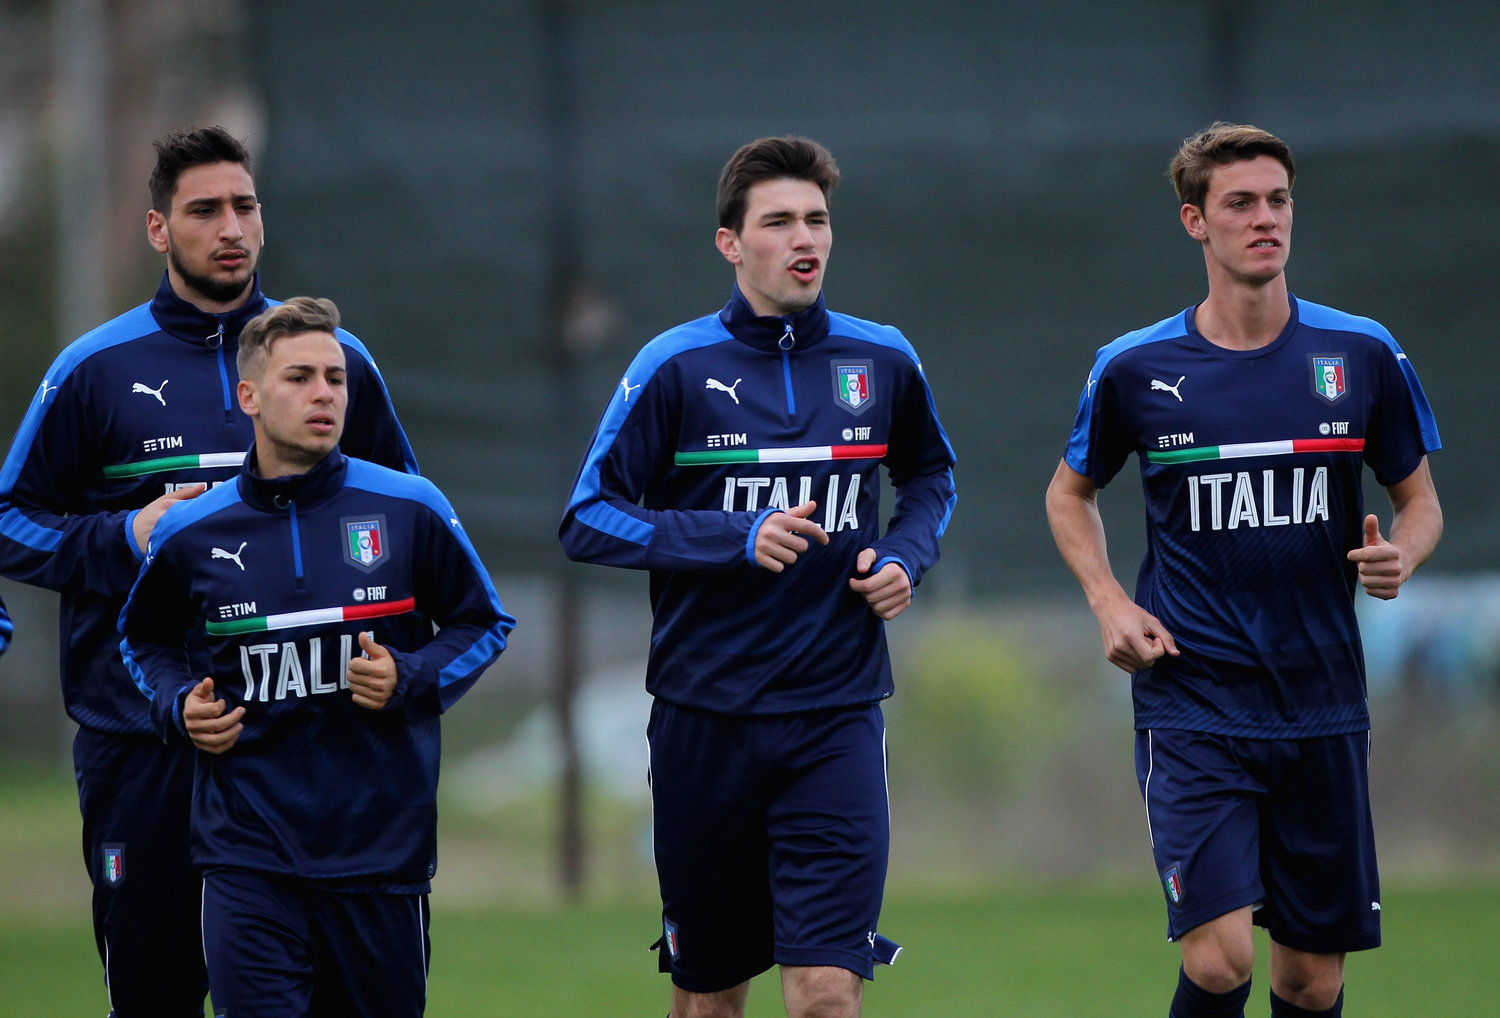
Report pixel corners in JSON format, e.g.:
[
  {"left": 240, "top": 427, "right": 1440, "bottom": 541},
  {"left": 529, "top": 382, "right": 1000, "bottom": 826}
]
[
  {"left": 1169, "top": 967, "right": 1252, "bottom": 1018},
  {"left": 1270, "top": 986, "right": 1344, "bottom": 1016}
]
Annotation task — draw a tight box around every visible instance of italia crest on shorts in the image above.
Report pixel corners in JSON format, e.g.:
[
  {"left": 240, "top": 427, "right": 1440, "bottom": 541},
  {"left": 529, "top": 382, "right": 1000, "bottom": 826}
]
[
  {"left": 1162, "top": 863, "right": 1184, "bottom": 905},
  {"left": 342, "top": 516, "right": 388, "bottom": 572},
  {"left": 1312, "top": 356, "right": 1347, "bottom": 402},
  {"left": 103, "top": 844, "right": 125, "bottom": 887}
]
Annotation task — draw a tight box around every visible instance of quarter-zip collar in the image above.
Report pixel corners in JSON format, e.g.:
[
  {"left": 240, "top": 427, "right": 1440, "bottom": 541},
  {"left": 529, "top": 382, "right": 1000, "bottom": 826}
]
[
  {"left": 237, "top": 445, "right": 348, "bottom": 514},
  {"left": 149, "top": 271, "right": 270, "bottom": 350},
  {"left": 718, "top": 285, "right": 830, "bottom": 354}
]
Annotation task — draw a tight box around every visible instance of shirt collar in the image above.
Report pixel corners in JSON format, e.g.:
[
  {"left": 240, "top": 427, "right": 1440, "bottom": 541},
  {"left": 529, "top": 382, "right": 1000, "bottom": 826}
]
[
  {"left": 236, "top": 445, "right": 347, "bottom": 513},
  {"left": 717, "top": 285, "right": 830, "bottom": 353},
  {"left": 149, "top": 271, "right": 269, "bottom": 349}
]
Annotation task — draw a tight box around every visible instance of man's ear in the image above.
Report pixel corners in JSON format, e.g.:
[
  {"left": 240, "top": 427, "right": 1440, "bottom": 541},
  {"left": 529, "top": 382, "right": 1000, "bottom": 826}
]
[
  {"left": 147, "top": 209, "right": 170, "bottom": 254},
  {"left": 1180, "top": 203, "right": 1207, "bottom": 241},
  {"left": 715, "top": 226, "right": 742, "bottom": 266},
  {"left": 237, "top": 378, "right": 258, "bottom": 417}
]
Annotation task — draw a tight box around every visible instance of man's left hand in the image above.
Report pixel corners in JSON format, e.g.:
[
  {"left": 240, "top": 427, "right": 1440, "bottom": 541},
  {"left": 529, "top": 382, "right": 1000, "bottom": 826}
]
[
  {"left": 1347, "top": 514, "right": 1407, "bottom": 600},
  {"left": 849, "top": 548, "right": 912, "bottom": 620},
  {"left": 347, "top": 631, "right": 398, "bottom": 709}
]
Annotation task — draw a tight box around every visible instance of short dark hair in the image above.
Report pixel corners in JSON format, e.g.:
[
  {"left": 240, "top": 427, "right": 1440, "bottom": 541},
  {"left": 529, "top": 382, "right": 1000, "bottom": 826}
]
[
  {"left": 716, "top": 136, "right": 841, "bottom": 232},
  {"left": 237, "top": 297, "right": 342, "bottom": 381},
  {"left": 149, "top": 125, "right": 254, "bottom": 212},
  {"left": 1170, "top": 122, "right": 1295, "bottom": 209}
]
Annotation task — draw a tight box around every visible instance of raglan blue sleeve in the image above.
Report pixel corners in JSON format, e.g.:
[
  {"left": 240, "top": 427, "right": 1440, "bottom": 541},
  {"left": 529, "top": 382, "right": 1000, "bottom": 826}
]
[
  {"left": 1062, "top": 349, "right": 1136, "bottom": 489},
  {"left": 558, "top": 358, "right": 767, "bottom": 571},
  {"left": 0, "top": 593, "right": 12, "bottom": 656},
  {"left": 868, "top": 354, "right": 957, "bottom": 587},
  {"left": 118, "top": 533, "right": 201, "bottom": 743},
  {"left": 1363, "top": 336, "right": 1441, "bottom": 487},
  {"left": 384, "top": 490, "right": 514, "bottom": 721},
  {"left": 0, "top": 371, "right": 144, "bottom": 597},
  {"left": 339, "top": 330, "right": 420, "bottom": 475}
]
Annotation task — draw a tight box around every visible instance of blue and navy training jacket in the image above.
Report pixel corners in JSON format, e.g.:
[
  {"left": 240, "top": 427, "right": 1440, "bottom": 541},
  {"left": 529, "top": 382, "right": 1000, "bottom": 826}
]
[
  {"left": 119, "top": 448, "right": 513, "bottom": 890},
  {"left": 560, "top": 287, "right": 956, "bottom": 715},
  {"left": 0, "top": 593, "right": 10, "bottom": 656},
  {"left": 1064, "top": 295, "right": 1440, "bottom": 738},
  {"left": 0, "top": 274, "right": 417, "bottom": 736}
]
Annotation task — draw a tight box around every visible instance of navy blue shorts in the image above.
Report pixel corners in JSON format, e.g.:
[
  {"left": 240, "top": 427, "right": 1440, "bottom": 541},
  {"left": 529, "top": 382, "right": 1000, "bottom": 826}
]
[
  {"left": 1136, "top": 728, "right": 1381, "bottom": 952},
  {"left": 647, "top": 701, "right": 901, "bottom": 992},
  {"left": 202, "top": 868, "right": 430, "bottom": 1017},
  {"left": 74, "top": 727, "right": 207, "bottom": 1018}
]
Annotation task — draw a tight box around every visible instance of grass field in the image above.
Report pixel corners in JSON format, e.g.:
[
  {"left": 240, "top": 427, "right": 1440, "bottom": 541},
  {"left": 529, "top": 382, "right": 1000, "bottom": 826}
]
[
  {"left": 2, "top": 764, "right": 1497, "bottom": 1015},
  {"left": 1, "top": 882, "right": 1495, "bottom": 1015}
]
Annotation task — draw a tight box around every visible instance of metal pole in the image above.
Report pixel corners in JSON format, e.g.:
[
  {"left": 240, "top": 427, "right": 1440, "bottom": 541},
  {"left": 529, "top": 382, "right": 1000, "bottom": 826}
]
[
  {"left": 542, "top": 0, "right": 586, "bottom": 901},
  {"left": 52, "top": 0, "right": 112, "bottom": 348}
]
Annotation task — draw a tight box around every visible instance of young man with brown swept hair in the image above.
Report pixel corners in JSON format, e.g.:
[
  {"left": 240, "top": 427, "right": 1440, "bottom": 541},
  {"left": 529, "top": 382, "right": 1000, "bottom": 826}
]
[
  {"left": 122, "top": 296, "right": 513, "bottom": 1016},
  {"left": 1047, "top": 123, "right": 1443, "bottom": 1018},
  {"left": 562, "top": 136, "right": 956, "bottom": 1018}
]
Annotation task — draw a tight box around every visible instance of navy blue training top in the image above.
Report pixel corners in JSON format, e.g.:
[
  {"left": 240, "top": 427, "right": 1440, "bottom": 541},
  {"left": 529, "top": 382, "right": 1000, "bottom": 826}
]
[
  {"left": 1064, "top": 295, "right": 1440, "bottom": 737},
  {"left": 561, "top": 287, "right": 957, "bottom": 715},
  {"left": 0, "top": 274, "right": 417, "bottom": 735},
  {"left": 120, "top": 448, "right": 513, "bottom": 890}
]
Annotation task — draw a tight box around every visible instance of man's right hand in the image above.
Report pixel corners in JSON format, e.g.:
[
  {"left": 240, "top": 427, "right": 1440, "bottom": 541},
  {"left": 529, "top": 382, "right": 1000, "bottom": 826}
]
[
  {"left": 182, "top": 677, "right": 244, "bottom": 754},
  {"left": 753, "top": 501, "right": 830, "bottom": 572},
  {"left": 1095, "top": 594, "right": 1180, "bottom": 673},
  {"left": 133, "top": 484, "right": 207, "bottom": 553}
]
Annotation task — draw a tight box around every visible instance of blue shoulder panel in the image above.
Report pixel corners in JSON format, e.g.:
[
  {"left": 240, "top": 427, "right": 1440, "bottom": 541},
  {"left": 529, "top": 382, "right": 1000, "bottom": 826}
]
[
  {"left": 828, "top": 312, "right": 958, "bottom": 533},
  {"left": 0, "top": 302, "right": 158, "bottom": 492},
  {"left": 566, "top": 314, "right": 734, "bottom": 545},
  {"left": 344, "top": 457, "right": 505, "bottom": 604},
  {"left": 1295, "top": 298, "right": 1395, "bottom": 346},
  {"left": 345, "top": 458, "right": 512, "bottom": 690},
  {"left": 343, "top": 459, "right": 447, "bottom": 513},
  {"left": 1295, "top": 298, "right": 1441, "bottom": 453},
  {"left": 1094, "top": 309, "right": 1191, "bottom": 372},
  {"left": 335, "top": 327, "right": 378, "bottom": 367},
  {"left": 1064, "top": 309, "right": 1190, "bottom": 476},
  {"left": 827, "top": 312, "right": 922, "bottom": 365},
  {"left": 143, "top": 480, "right": 245, "bottom": 562}
]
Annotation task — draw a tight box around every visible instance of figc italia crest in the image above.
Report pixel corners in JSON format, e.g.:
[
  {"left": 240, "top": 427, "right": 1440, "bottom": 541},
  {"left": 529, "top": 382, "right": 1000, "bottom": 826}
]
[
  {"left": 342, "top": 516, "right": 388, "bottom": 572},
  {"left": 1312, "top": 356, "right": 1347, "bottom": 402}
]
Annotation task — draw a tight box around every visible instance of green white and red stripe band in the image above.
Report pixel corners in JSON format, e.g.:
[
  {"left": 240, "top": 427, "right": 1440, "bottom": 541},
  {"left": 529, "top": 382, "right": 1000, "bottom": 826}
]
[
  {"left": 104, "top": 452, "right": 244, "bottom": 478},
  {"left": 205, "top": 597, "right": 416, "bottom": 636},
  {"left": 1147, "top": 438, "right": 1363, "bottom": 465},
  {"left": 675, "top": 443, "right": 887, "bottom": 466}
]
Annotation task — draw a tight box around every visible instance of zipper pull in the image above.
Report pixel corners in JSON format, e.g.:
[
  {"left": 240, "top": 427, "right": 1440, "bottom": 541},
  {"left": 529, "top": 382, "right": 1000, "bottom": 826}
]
[
  {"left": 779, "top": 321, "right": 796, "bottom": 351},
  {"left": 206, "top": 320, "right": 225, "bottom": 349}
]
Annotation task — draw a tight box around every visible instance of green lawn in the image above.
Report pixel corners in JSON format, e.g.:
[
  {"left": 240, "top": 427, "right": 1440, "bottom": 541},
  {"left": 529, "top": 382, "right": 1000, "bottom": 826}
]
[
  {"left": 2, "top": 764, "right": 1495, "bottom": 1015},
  {"left": 1, "top": 883, "right": 1494, "bottom": 1016}
]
